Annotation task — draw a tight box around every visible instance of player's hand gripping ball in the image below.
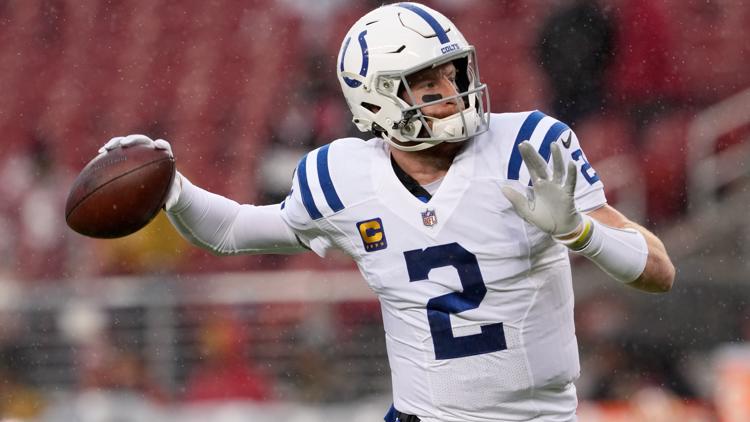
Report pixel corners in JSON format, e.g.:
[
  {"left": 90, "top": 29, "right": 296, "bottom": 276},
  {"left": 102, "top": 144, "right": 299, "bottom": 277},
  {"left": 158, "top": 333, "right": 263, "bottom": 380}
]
[{"left": 65, "top": 135, "right": 175, "bottom": 238}]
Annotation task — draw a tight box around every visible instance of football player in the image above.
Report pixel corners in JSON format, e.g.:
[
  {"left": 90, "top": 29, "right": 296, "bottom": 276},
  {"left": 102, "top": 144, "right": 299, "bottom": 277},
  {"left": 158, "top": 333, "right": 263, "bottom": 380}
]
[{"left": 100, "top": 3, "right": 674, "bottom": 421}]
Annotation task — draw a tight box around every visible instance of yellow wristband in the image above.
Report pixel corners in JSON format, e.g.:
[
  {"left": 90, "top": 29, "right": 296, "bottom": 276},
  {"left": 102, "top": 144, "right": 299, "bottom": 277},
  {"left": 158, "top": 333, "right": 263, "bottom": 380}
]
[{"left": 556, "top": 216, "right": 594, "bottom": 251}]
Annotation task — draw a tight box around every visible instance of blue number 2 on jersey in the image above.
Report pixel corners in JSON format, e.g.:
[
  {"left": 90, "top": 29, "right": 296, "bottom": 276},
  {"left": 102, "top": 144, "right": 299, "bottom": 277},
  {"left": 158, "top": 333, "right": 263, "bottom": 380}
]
[
  {"left": 404, "top": 243, "right": 507, "bottom": 360},
  {"left": 571, "top": 148, "right": 600, "bottom": 185}
]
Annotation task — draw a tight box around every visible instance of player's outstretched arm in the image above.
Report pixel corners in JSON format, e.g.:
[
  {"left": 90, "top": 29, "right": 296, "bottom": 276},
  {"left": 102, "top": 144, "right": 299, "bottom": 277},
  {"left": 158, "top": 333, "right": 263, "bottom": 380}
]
[
  {"left": 502, "top": 141, "right": 675, "bottom": 293},
  {"left": 99, "top": 135, "right": 307, "bottom": 255},
  {"left": 585, "top": 205, "right": 675, "bottom": 292}
]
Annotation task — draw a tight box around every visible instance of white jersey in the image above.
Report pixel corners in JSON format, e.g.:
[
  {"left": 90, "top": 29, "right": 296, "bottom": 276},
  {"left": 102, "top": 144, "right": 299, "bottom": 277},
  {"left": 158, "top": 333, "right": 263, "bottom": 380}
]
[{"left": 280, "top": 111, "right": 606, "bottom": 422}]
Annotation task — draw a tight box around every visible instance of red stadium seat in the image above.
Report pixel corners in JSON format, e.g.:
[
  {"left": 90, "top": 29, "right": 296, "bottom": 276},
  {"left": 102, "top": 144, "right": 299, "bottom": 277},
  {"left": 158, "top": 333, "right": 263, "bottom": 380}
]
[
  {"left": 574, "top": 114, "right": 645, "bottom": 221},
  {"left": 639, "top": 111, "right": 693, "bottom": 224},
  {"left": 659, "top": 0, "right": 750, "bottom": 104},
  {"left": 449, "top": 1, "right": 551, "bottom": 111},
  {"left": 574, "top": 114, "right": 637, "bottom": 163}
]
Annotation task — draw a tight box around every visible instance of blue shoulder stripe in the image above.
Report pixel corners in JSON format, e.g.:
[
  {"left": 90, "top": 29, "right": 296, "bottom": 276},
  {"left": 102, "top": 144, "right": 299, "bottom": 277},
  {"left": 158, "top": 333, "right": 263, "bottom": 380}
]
[
  {"left": 316, "top": 144, "right": 345, "bottom": 213},
  {"left": 539, "top": 121, "right": 570, "bottom": 163},
  {"left": 507, "top": 110, "right": 546, "bottom": 180},
  {"left": 528, "top": 121, "right": 570, "bottom": 186},
  {"left": 296, "top": 155, "right": 323, "bottom": 220}
]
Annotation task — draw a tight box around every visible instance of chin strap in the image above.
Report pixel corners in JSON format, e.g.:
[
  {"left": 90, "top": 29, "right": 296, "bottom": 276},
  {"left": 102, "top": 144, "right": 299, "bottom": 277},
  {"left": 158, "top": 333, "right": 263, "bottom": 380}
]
[
  {"left": 392, "top": 110, "right": 418, "bottom": 131},
  {"left": 387, "top": 109, "right": 480, "bottom": 152},
  {"left": 429, "top": 108, "right": 480, "bottom": 139}
]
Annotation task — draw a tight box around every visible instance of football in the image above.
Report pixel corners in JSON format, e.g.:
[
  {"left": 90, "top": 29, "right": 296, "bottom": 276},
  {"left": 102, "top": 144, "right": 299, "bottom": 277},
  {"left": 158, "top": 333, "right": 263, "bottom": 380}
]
[{"left": 65, "top": 144, "right": 175, "bottom": 238}]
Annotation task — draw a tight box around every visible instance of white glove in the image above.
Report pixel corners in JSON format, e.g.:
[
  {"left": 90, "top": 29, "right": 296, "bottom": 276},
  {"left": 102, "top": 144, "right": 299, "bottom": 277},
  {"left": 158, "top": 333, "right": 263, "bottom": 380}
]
[
  {"left": 98, "top": 134, "right": 173, "bottom": 157},
  {"left": 98, "top": 134, "right": 181, "bottom": 209},
  {"left": 501, "top": 141, "right": 582, "bottom": 238}
]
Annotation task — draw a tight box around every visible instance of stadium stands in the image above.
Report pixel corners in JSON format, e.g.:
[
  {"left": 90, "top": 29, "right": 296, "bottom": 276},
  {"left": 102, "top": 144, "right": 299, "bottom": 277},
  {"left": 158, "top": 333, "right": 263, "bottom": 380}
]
[
  {"left": 1, "top": 0, "right": 747, "bottom": 279},
  {"left": 1, "top": 2, "right": 749, "bottom": 420}
]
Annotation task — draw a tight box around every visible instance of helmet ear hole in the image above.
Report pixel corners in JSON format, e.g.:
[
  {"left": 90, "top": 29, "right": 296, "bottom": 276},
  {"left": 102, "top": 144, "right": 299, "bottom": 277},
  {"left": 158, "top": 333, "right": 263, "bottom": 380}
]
[{"left": 361, "top": 102, "right": 381, "bottom": 113}]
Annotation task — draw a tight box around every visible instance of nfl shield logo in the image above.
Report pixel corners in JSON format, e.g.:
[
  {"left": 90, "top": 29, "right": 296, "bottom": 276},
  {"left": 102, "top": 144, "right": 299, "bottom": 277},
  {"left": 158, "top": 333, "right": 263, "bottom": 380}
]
[{"left": 421, "top": 208, "right": 438, "bottom": 227}]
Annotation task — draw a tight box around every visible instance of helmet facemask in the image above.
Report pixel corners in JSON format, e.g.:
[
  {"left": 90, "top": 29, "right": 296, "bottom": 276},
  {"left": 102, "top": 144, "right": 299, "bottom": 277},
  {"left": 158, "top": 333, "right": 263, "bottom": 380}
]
[{"left": 372, "top": 49, "right": 490, "bottom": 152}]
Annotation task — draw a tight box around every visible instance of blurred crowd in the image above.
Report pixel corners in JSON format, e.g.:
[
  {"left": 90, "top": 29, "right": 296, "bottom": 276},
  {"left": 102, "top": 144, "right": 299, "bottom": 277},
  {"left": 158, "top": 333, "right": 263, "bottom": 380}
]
[
  {"left": 1, "top": 0, "right": 748, "bottom": 281},
  {"left": 1, "top": 0, "right": 749, "bottom": 281},
  {"left": 1, "top": 281, "right": 749, "bottom": 421},
  {"left": 1, "top": 0, "right": 750, "bottom": 421},
  {"left": 0, "top": 288, "right": 390, "bottom": 420}
]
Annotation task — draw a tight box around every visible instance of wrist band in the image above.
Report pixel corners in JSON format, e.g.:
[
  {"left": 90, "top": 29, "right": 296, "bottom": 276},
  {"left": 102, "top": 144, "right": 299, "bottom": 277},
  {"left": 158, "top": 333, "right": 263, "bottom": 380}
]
[{"left": 555, "top": 217, "right": 594, "bottom": 251}]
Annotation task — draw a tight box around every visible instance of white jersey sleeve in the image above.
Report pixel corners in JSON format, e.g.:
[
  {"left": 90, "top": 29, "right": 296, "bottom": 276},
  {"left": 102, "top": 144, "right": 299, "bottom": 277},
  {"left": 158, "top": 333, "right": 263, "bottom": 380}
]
[
  {"left": 279, "top": 141, "right": 363, "bottom": 258},
  {"left": 166, "top": 174, "right": 305, "bottom": 255},
  {"left": 564, "top": 126, "right": 606, "bottom": 212},
  {"left": 500, "top": 110, "right": 606, "bottom": 212}
]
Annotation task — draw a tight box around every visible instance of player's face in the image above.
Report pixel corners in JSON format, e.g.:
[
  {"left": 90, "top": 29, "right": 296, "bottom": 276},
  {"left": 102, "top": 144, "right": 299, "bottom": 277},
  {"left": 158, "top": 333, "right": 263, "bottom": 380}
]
[{"left": 401, "top": 62, "right": 464, "bottom": 120}]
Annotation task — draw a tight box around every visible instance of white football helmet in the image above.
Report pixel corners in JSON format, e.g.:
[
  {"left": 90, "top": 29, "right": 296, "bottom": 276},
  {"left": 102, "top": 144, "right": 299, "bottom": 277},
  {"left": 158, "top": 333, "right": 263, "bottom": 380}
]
[{"left": 337, "top": 2, "right": 490, "bottom": 152}]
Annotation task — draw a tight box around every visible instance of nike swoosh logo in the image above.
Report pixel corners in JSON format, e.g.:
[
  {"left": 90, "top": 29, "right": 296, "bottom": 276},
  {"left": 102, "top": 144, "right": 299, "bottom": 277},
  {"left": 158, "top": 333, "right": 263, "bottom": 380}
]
[{"left": 561, "top": 132, "right": 572, "bottom": 149}]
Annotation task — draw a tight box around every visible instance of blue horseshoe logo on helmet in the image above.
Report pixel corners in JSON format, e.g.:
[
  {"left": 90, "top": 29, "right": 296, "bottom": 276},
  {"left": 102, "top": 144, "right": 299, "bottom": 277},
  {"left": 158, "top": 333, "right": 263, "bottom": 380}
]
[{"left": 340, "top": 30, "right": 369, "bottom": 88}]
